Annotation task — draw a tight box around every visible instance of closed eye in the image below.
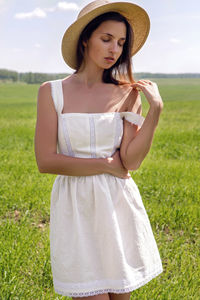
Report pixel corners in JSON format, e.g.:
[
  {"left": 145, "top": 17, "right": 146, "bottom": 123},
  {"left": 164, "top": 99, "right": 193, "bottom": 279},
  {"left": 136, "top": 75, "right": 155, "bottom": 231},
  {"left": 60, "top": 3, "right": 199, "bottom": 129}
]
[{"left": 102, "top": 39, "right": 124, "bottom": 47}]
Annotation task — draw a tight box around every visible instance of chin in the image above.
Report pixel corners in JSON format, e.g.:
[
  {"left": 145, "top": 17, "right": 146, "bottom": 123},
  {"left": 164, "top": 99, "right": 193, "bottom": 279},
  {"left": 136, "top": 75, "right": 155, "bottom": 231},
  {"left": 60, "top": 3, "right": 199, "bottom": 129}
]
[
  {"left": 103, "top": 63, "right": 114, "bottom": 69},
  {"left": 95, "top": 62, "right": 114, "bottom": 71},
  {"left": 104, "top": 66, "right": 113, "bottom": 70}
]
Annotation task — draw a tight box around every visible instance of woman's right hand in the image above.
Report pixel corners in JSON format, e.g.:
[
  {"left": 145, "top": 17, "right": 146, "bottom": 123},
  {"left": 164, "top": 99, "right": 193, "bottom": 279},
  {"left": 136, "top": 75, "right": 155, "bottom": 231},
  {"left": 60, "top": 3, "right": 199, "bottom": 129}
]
[{"left": 106, "top": 149, "right": 131, "bottom": 179}]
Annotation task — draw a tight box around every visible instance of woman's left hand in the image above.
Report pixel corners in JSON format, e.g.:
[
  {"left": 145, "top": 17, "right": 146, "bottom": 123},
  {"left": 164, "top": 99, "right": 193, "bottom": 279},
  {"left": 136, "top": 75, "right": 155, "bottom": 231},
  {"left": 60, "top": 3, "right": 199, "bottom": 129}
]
[{"left": 131, "top": 79, "right": 163, "bottom": 110}]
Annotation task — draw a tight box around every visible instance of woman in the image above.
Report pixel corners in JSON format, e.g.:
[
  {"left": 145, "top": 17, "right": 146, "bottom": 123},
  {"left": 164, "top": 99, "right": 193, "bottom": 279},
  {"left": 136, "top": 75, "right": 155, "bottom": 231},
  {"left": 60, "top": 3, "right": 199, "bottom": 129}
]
[{"left": 34, "top": 0, "right": 164, "bottom": 299}]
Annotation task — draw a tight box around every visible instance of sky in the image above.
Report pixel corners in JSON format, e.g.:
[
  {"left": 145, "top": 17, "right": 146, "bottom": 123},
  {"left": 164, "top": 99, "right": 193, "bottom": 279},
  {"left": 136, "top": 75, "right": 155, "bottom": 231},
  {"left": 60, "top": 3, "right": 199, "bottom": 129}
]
[{"left": 0, "top": 0, "right": 200, "bottom": 74}]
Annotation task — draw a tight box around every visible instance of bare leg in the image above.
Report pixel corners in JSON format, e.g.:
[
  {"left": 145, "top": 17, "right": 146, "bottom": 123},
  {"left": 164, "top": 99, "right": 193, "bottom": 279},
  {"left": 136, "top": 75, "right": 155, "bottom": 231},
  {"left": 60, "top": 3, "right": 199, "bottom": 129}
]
[
  {"left": 72, "top": 293, "right": 110, "bottom": 300},
  {"left": 108, "top": 292, "right": 131, "bottom": 300}
]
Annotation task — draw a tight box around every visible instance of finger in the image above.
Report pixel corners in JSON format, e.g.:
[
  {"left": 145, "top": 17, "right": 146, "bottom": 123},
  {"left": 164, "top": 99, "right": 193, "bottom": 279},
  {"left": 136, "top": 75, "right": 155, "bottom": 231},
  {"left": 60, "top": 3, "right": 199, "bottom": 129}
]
[
  {"left": 131, "top": 82, "right": 144, "bottom": 89},
  {"left": 142, "top": 80, "right": 153, "bottom": 84},
  {"left": 135, "top": 80, "right": 147, "bottom": 86},
  {"left": 135, "top": 87, "right": 142, "bottom": 92},
  {"left": 132, "top": 80, "right": 150, "bottom": 86},
  {"left": 131, "top": 85, "right": 142, "bottom": 92},
  {"left": 138, "top": 80, "right": 154, "bottom": 86},
  {"left": 141, "top": 80, "right": 153, "bottom": 85}
]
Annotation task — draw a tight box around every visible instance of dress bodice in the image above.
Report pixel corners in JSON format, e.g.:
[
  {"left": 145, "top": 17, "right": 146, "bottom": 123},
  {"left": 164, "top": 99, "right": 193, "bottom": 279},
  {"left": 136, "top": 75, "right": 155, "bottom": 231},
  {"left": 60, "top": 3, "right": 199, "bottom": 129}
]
[{"left": 50, "top": 79, "right": 145, "bottom": 158}]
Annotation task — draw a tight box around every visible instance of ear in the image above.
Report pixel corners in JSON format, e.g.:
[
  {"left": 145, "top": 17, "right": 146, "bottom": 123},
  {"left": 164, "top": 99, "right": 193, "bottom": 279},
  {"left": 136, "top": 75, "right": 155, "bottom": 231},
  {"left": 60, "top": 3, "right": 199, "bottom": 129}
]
[{"left": 82, "top": 40, "right": 87, "bottom": 47}]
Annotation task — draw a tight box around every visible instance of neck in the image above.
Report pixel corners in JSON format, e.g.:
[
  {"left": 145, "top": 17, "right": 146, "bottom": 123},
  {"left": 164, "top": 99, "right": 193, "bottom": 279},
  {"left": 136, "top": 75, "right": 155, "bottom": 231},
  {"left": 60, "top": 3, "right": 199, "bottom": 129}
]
[{"left": 74, "top": 63, "right": 104, "bottom": 88}]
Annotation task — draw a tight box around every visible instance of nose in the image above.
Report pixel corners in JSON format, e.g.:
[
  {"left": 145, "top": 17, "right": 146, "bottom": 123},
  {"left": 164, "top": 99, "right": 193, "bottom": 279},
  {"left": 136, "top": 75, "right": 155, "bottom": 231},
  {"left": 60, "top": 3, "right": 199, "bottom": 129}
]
[{"left": 109, "top": 41, "right": 120, "bottom": 54}]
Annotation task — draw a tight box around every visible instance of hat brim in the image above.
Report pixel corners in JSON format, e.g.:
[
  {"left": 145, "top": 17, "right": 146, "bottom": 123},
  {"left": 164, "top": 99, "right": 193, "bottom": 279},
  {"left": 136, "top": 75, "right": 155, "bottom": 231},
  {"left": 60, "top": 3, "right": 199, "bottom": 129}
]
[{"left": 61, "top": 2, "right": 150, "bottom": 69}]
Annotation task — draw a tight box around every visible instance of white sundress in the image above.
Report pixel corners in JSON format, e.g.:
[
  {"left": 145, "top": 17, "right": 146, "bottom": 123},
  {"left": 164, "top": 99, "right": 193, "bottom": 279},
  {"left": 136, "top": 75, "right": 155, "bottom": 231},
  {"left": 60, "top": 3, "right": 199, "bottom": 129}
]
[{"left": 49, "top": 79, "right": 163, "bottom": 297}]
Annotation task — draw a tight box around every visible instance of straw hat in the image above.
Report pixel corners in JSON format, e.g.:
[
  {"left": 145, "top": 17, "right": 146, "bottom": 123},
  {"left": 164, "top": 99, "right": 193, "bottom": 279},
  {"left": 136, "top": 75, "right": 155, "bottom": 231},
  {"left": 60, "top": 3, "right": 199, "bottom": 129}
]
[{"left": 61, "top": 0, "right": 150, "bottom": 69}]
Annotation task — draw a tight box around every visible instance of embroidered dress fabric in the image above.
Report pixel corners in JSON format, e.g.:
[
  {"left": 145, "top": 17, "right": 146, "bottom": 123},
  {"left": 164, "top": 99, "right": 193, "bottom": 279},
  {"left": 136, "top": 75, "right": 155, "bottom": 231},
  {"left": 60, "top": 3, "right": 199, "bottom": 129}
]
[{"left": 49, "top": 79, "right": 163, "bottom": 297}]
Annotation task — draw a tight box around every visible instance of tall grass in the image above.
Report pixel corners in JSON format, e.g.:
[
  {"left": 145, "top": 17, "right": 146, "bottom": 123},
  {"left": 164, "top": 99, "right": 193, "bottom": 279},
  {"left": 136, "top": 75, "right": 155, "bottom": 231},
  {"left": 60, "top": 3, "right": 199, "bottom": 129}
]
[{"left": 0, "top": 79, "right": 199, "bottom": 299}]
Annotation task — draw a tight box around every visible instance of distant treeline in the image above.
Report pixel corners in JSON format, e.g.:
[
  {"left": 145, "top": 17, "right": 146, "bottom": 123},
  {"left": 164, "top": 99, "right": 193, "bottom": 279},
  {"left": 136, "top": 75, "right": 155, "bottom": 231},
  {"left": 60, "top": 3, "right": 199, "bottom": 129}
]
[
  {"left": 0, "top": 68, "right": 200, "bottom": 84},
  {"left": 0, "top": 69, "right": 69, "bottom": 84}
]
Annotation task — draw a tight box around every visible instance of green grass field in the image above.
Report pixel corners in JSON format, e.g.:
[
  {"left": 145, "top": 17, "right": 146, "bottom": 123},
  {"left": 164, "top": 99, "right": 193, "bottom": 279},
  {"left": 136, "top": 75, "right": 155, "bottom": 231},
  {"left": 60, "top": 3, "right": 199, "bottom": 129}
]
[{"left": 0, "top": 78, "right": 200, "bottom": 299}]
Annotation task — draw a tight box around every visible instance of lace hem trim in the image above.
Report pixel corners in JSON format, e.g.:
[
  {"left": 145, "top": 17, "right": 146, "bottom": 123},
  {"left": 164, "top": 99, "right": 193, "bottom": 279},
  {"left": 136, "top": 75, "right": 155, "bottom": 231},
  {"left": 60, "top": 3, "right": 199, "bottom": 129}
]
[{"left": 54, "top": 266, "right": 163, "bottom": 297}]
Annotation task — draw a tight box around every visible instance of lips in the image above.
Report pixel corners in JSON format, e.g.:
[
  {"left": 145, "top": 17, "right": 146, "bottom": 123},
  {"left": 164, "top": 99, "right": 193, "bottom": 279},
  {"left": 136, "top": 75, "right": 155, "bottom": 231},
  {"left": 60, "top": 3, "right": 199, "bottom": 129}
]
[{"left": 104, "top": 57, "right": 115, "bottom": 62}]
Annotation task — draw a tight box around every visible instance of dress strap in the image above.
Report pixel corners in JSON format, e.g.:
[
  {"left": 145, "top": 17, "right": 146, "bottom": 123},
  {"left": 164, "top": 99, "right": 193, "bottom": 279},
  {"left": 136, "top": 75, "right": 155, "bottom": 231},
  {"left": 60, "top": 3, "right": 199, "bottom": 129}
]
[{"left": 49, "top": 79, "right": 63, "bottom": 114}]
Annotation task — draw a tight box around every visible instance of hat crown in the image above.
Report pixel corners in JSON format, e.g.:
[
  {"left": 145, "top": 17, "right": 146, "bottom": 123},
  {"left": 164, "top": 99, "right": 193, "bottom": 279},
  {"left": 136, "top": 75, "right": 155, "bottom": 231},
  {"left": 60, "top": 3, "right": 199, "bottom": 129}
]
[{"left": 78, "top": 0, "right": 111, "bottom": 19}]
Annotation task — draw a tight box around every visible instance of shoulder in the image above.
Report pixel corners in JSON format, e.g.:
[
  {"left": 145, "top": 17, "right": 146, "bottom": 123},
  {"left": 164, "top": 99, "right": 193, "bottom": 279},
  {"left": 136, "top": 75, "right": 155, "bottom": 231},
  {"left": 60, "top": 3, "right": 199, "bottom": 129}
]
[
  {"left": 38, "top": 78, "right": 65, "bottom": 92},
  {"left": 37, "top": 81, "right": 52, "bottom": 97},
  {"left": 37, "top": 79, "right": 60, "bottom": 100},
  {"left": 37, "top": 81, "right": 57, "bottom": 113}
]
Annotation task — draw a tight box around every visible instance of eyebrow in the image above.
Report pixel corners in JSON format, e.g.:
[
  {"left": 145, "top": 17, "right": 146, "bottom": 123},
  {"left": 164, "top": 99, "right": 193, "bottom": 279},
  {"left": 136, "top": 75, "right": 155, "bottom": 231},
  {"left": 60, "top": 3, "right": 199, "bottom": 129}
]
[{"left": 101, "top": 33, "right": 126, "bottom": 40}]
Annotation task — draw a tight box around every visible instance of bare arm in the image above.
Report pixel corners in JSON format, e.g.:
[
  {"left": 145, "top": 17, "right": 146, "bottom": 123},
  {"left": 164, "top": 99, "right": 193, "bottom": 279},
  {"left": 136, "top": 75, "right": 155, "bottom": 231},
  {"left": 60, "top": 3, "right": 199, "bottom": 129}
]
[
  {"left": 34, "top": 82, "right": 130, "bottom": 178},
  {"left": 120, "top": 80, "right": 163, "bottom": 170}
]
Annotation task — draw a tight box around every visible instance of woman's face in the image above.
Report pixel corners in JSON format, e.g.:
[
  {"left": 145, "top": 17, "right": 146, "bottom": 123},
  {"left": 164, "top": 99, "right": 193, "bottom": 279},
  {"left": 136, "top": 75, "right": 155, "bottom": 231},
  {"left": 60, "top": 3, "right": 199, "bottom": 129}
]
[{"left": 83, "top": 20, "right": 126, "bottom": 69}]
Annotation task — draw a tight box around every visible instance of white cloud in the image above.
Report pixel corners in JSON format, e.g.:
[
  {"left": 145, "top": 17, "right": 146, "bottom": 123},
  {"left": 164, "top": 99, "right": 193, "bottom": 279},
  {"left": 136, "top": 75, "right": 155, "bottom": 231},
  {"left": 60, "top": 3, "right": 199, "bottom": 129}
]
[
  {"left": 169, "top": 38, "right": 181, "bottom": 44},
  {"left": 57, "top": 2, "right": 79, "bottom": 11},
  {"left": 14, "top": 2, "right": 79, "bottom": 20},
  {"left": 15, "top": 7, "right": 46, "bottom": 19}
]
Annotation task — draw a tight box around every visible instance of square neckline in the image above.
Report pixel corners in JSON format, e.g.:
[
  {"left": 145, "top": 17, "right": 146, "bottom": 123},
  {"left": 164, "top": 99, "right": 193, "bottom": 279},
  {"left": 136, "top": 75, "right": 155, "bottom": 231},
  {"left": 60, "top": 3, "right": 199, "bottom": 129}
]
[{"left": 59, "top": 79, "right": 141, "bottom": 117}]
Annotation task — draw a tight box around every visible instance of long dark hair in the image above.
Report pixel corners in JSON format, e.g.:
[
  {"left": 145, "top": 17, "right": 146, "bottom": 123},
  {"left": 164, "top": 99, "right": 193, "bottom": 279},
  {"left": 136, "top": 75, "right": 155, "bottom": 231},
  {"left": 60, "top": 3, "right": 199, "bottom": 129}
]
[{"left": 74, "top": 11, "right": 135, "bottom": 85}]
